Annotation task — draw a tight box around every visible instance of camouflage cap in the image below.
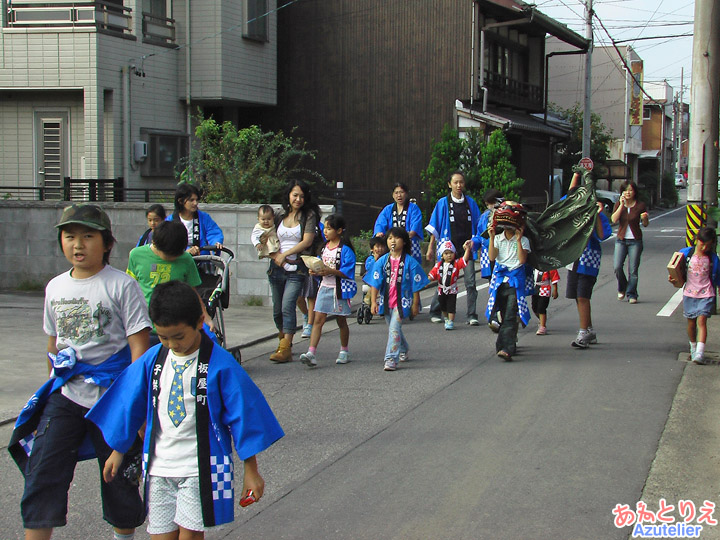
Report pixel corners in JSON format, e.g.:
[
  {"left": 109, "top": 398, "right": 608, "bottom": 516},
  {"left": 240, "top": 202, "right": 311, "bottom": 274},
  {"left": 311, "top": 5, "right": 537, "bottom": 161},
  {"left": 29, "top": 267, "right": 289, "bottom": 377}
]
[{"left": 56, "top": 204, "right": 112, "bottom": 232}]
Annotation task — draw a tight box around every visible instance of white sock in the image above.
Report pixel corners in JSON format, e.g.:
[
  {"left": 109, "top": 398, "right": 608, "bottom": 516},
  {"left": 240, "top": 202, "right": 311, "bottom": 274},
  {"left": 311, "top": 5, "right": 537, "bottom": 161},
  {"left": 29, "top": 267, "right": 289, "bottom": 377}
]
[
  {"left": 696, "top": 342, "right": 705, "bottom": 356},
  {"left": 690, "top": 341, "right": 697, "bottom": 354},
  {"left": 114, "top": 532, "right": 134, "bottom": 540}
]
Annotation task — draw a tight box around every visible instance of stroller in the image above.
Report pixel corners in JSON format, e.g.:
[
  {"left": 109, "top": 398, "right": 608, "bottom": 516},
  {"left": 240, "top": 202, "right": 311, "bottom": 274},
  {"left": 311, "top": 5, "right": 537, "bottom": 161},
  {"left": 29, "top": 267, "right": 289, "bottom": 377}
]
[
  {"left": 192, "top": 246, "right": 242, "bottom": 364},
  {"left": 356, "top": 284, "right": 373, "bottom": 324}
]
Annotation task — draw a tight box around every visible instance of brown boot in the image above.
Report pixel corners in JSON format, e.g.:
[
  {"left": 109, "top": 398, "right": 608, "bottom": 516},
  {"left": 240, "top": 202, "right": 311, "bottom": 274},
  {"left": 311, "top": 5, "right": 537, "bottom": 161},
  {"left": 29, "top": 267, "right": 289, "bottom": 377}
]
[
  {"left": 270, "top": 336, "right": 292, "bottom": 363},
  {"left": 272, "top": 332, "right": 285, "bottom": 355}
]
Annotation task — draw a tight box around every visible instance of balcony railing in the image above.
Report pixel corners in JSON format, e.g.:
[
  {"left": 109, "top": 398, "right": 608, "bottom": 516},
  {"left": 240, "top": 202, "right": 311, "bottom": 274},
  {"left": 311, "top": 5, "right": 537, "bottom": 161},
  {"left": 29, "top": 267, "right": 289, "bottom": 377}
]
[
  {"left": 142, "top": 12, "right": 175, "bottom": 46},
  {"left": 7, "top": 0, "right": 132, "bottom": 36},
  {"left": 482, "top": 70, "right": 544, "bottom": 111}
]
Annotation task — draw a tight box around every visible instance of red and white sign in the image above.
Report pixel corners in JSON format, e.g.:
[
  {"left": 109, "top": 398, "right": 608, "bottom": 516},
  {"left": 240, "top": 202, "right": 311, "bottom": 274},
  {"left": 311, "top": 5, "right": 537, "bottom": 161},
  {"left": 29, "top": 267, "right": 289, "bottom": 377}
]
[{"left": 579, "top": 157, "right": 594, "bottom": 171}]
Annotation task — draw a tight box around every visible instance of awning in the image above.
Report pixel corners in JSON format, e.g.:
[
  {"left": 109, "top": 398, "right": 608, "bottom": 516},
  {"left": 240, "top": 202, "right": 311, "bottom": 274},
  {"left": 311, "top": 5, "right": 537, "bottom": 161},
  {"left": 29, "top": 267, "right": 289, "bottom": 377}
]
[
  {"left": 456, "top": 102, "right": 571, "bottom": 139},
  {"left": 638, "top": 149, "right": 661, "bottom": 159}
]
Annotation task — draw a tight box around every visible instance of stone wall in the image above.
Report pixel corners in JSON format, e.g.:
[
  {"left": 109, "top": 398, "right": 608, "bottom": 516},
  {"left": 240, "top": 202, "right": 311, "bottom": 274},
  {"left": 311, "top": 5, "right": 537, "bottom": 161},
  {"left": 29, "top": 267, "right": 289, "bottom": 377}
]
[{"left": 0, "top": 201, "right": 333, "bottom": 306}]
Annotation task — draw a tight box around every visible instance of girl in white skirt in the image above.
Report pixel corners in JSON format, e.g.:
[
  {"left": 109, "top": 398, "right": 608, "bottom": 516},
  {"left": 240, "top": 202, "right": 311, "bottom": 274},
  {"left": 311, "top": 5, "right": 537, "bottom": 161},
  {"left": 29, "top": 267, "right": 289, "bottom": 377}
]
[{"left": 300, "top": 214, "right": 357, "bottom": 367}]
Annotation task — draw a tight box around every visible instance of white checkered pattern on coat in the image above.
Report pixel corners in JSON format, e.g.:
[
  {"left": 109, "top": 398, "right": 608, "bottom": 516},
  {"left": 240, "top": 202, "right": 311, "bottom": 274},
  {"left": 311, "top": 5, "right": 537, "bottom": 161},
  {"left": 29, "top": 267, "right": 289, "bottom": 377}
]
[
  {"left": 578, "top": 247, "right": 601, "bottom": 270},
  {"left": 19, "top": 435, "right": 34, "bottom": 456},
  {"left": 340, "top": 278, "right": 357, "bottom": 297},
  {"left": 480, "top": 249, "right": 490, "bottom": 269},
  {"left": 210, "top": 455, "right": 234, "bottom": 500},
  {"left": 411, "top": 239, "right": 422, "bottom": 259}
]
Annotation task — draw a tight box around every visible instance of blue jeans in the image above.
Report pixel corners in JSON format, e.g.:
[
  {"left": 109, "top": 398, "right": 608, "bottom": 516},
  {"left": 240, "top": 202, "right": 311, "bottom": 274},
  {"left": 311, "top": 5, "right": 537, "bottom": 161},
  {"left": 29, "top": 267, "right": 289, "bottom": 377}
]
[
  {"left": 384, "top": 308, "right": 409, "bottom": 361},
  {"left": 430, "top": 256, "right": 477, "bottom": 319},
  {"left": 614, "top": 239, "right": 643, "bottom": 300},
  {"left": 268, "top": 264, "right": 306, "bottom": 334}
]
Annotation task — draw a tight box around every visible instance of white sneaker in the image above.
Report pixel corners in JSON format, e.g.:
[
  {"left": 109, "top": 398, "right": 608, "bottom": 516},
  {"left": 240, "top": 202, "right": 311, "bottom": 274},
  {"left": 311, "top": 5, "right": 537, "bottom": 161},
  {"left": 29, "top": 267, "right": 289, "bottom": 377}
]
[
  {"left": 336, "top": 351, "right": 350, "bottom": 364},
  {"left": 467, "top": 317, "right": 480, "bottom": 326},
  {"left": 571, "top": 331, "right": 590, "bottom": 349},
  {"left": 430, "top": 316, "right": 443, "bottom": 324},
  {"left": 384, "top": 358, "right": 397, "bottom": 371},
  {"left": 300, "top": 351, "right": 317, "bottom": 367},
  {"left": 398, "top": 352, "right": 409, "bottom": 362},
  {"left": 586, "top": 328, "right": 598, "bottom": 344},
  {"left": 692, "top": 352, "right": 707, "bottom": 365}
]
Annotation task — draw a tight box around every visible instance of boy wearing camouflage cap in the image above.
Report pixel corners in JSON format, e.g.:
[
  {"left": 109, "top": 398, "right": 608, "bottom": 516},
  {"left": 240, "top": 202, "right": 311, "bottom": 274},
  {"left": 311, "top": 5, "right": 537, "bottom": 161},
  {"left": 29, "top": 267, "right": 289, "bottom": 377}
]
[{"left": 9, "top": 204, "right": 151, "bottom": 540}]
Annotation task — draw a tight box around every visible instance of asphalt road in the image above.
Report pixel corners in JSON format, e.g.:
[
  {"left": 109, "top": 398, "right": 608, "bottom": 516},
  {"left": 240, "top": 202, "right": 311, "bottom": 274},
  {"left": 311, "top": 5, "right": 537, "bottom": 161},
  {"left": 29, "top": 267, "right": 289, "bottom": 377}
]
[{"left": 0, "top": 201, "right": 704, "bottom": 539}]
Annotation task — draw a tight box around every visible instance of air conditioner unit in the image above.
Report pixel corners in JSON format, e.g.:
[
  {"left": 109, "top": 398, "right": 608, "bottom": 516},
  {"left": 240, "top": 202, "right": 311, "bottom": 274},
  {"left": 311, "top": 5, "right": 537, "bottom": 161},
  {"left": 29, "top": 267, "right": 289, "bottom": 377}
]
[{"left": 133, "top": 140, "right": 148, "bottom": 162}]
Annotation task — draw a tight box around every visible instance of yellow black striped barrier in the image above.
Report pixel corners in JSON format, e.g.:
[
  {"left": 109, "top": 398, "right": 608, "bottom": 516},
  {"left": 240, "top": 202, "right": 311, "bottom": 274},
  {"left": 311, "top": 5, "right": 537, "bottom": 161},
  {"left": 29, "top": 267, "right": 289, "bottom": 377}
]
[{"left": 686, "top": 203, "right": 706, "bottom": 247}]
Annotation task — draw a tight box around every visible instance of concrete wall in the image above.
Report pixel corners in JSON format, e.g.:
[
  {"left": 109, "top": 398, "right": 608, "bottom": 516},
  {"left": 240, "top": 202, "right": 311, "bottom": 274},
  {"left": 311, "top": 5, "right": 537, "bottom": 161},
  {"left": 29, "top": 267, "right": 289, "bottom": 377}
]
[{"left": 0, "top": 201, "right": 333, "bottom": 305}]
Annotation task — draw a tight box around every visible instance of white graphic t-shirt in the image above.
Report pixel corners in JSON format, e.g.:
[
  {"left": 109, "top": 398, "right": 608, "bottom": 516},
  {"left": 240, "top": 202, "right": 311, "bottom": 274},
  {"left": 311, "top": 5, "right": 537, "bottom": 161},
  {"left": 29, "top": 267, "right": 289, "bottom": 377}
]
[{"left": 43, "top": 265, "right": 151, "bottom": 408}]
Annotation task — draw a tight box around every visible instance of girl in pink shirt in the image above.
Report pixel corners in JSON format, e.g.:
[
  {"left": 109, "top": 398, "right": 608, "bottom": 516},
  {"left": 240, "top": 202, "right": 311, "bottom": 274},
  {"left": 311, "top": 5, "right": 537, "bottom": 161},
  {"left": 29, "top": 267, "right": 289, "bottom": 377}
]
[{"left": 669, "top": 228, "right": 720, "bottom": 364}]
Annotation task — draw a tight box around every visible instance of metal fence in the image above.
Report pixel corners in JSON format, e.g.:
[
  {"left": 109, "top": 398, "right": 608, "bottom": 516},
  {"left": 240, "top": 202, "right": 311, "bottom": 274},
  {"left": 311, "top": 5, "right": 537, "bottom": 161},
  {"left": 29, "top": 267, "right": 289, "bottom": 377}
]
[{"left": 0, "top": 178, "right": 175, "bottom": 203}]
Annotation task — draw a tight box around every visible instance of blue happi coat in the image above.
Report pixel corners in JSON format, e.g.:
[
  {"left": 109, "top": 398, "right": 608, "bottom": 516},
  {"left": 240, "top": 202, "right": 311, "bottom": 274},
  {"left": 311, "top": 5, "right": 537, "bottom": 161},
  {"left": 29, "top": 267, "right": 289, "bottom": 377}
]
[
  {"left": 473, "top": 209, "right": 493, "bottom": 278},
  {"left": 327, "top": 243, "right": 358, "bottom": 299},
  {"left": 169, "top": 210, "right": 224, "bottom": 255},
  {"left": 485, "top": 264, "right": 535, "bottom": 327},
  {"left": 425, "top": 195, "right": 482, "bottom": 261},
  {"left": 374, "top": 202, "right": 424, "bottom": 264},
  {"left": 363, "top": 253, "right": 429, "bottom": 319},
  {"left": 8, "top": 346, "right": 132, "bottom": 470},
  {"left": 86, "top": 333, "right": 284, "bottom": 527}
]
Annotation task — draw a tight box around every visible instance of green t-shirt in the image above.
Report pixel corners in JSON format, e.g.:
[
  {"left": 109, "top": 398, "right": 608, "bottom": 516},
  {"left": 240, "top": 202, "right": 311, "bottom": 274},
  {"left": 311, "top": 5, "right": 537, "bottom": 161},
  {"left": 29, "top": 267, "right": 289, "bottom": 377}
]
[{"left": 126, "top": 245, "right": 202, "bottom": 306}]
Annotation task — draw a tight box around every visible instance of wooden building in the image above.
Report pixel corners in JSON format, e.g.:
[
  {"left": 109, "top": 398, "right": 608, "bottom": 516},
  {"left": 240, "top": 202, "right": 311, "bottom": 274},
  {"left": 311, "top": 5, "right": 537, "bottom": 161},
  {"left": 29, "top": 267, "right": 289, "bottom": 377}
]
[{"left": 243, "top": 0, "right": 587, "bottom": 227}]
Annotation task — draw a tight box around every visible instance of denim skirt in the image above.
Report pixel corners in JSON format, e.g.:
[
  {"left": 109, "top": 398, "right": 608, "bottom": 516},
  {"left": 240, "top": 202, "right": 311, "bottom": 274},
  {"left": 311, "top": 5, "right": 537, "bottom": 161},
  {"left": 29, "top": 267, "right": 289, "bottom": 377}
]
[
  {"left": 314, "top": 285, "right": 352, "bottom": 316},
  {"left": 683, "top": 295, "right": 715, "bottom": 319}
]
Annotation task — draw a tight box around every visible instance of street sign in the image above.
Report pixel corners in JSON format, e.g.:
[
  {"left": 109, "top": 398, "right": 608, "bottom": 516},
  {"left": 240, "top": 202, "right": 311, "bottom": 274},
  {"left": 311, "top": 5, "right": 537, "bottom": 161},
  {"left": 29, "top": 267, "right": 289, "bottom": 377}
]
[{"left": 579, "top": 157, "right": 594, "bottom": 171}]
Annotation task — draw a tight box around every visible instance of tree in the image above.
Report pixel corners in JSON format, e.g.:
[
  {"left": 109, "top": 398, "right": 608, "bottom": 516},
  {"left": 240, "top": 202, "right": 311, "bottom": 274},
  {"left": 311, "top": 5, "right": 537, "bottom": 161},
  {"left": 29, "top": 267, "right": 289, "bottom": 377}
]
[
  {"left": 552, "top": 104, "right": 613, "bottom": 190},
  {"left": 421, "top": 125, "right": 523, "bottom": 204},
  {"left": 420, "top": 124, "right": 464, "bottom": 203},
  {"left": 177, "top": 117, "right": 325, "bottom": 204}
]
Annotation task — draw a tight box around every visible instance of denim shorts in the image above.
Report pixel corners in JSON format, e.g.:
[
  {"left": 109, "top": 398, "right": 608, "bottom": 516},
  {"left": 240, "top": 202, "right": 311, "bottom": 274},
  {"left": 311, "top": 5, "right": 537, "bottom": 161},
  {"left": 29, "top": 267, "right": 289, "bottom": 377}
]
[
  {"left": 683, "top": 295, "right": 715, "bottom": 319},
  {"left": 565, "top": 270, "right": 597, "bottom": 300},
  {"left": 21, "top": 392, "right": 145, "bottom": 530}
]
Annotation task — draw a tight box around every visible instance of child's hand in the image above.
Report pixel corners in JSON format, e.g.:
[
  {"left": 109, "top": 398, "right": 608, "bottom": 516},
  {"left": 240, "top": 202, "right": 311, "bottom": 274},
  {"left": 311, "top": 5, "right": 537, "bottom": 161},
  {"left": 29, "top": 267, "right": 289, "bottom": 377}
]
[
  {"left": 514, "top": 226, "right": 524, "bottom": 240},
  {"left": 241, "top": 458, "right": 265, "bottom": 506},
  {"left": 255, "top": 244, "right": 263, "bottom": 252},
  {"left": 668, "top": 275, "right": 678, "bottom": 285},
  {"left": 371, "top": 301, "right": 379, "bottom": 315},
  {"left": 488, "top": 224, "right": 496, "bottom": 237},
  {"left": 103, "top": 450, "right": 125, "bottom": 483}
]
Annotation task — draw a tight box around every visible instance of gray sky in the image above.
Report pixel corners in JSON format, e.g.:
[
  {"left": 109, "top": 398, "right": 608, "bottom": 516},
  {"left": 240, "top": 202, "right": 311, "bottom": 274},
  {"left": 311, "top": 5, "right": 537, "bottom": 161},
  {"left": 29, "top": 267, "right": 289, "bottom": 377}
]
[{"left": 535, "top": 0, "right": 694, "bottom": 100}]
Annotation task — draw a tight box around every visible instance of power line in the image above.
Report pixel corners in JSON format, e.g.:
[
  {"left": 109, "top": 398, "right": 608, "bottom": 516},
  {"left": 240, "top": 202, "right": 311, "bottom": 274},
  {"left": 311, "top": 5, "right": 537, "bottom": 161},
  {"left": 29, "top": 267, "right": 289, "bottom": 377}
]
[
  {"left": 613, "top": 33, "right": 693, "bottom": 44},
  {"left": 593, "top": 13, "right": 663, "bottom": 105}
]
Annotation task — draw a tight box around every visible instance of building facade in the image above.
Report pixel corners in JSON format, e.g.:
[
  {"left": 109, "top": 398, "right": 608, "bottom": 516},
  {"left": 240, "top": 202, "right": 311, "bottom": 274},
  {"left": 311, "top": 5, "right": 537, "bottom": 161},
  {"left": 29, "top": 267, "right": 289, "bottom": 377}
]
[
  {"left": 0, "top": 0, "right": 277, "bottom": 197},
  {"left": 248, "top": 0, "right": 586, "bottom": 227},
  {"left": 546, "top": 38, "right": 644, "bottom": 184}
]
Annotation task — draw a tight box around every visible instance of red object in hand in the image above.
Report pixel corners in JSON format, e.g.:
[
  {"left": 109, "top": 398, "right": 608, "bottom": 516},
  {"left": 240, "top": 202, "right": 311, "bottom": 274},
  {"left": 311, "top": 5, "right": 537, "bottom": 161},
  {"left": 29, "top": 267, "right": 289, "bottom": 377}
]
[{"left": 240, "top": 490, "right": 257, "bottom": 507}]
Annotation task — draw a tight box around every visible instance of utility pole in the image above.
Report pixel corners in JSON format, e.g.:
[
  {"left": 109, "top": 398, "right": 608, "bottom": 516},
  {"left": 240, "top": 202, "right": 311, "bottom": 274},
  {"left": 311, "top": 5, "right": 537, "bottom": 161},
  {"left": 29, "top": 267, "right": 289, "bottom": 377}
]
[
  {"left": 679, "top": 68, "right": 684, "bottom": 175},
  {"left": 687, "top": 0, "right": 719, "bottom": 240},
  {"left": 582, "top": 0, "right": 593, "bottom": 159}
]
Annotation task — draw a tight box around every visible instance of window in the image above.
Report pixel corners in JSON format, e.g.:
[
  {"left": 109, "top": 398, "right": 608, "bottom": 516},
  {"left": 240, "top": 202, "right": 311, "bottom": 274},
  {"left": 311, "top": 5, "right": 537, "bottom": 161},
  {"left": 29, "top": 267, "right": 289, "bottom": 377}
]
[
  {"left": 140, "top": 131, "right": 188, "bottom": 177},
  {"left": 244, "top": 0, "right": 268, "bottom": 42},
  {"left": 643, "top": 107, "right": 652, "bottom": 120},
  {"left": 144, "top": 0, "right": 169, "bottom": 18}
]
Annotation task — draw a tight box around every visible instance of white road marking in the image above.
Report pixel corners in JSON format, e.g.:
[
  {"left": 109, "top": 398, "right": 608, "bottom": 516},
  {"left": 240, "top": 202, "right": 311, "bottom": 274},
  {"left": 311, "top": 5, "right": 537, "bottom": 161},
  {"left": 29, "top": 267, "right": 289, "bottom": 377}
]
[{"left": 657, "top": 288, "right": 684, "bottom": 317}]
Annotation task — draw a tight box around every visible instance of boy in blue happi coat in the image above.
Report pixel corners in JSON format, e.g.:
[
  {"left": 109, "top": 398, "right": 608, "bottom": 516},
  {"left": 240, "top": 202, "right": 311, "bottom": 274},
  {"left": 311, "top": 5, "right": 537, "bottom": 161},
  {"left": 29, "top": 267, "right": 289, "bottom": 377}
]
[{"left": 87, "top": 281, "right": 284, "bottom": 539}]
